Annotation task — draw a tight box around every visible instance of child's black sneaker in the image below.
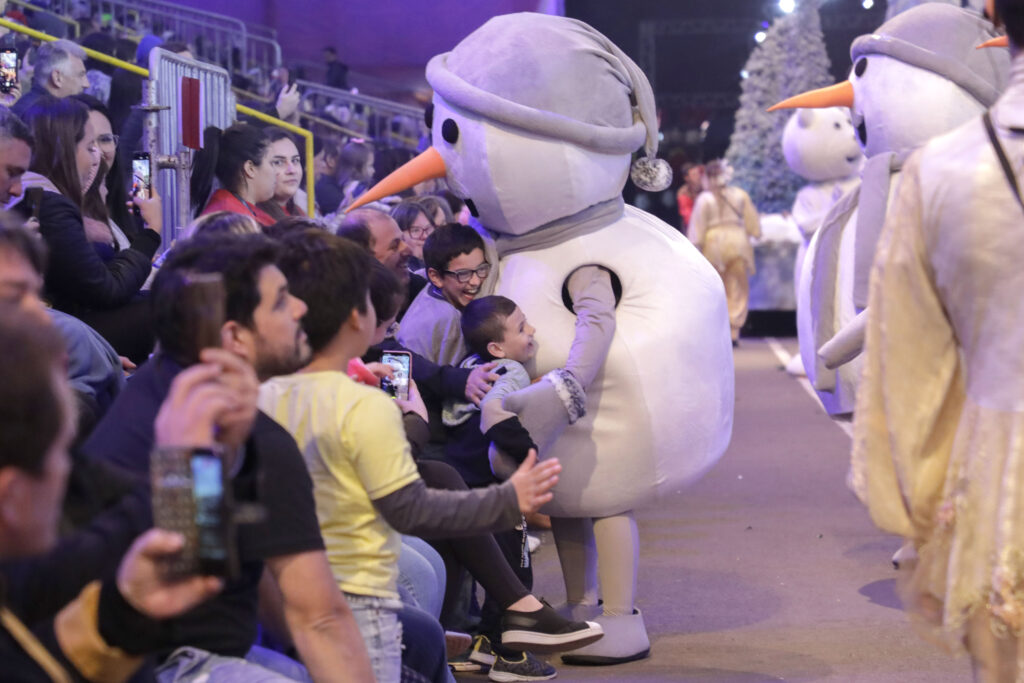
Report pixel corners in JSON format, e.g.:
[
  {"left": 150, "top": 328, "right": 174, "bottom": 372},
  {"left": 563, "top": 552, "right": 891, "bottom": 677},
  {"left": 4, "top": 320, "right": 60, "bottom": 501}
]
[
  {"left": 500, "top": 601, "right": 604, "bottom": 653},
  {"left": 487, "top": 652, "right": 556, "bottom": 682},
  {"left": 469, "top": 634, "right": 497, "bottom": 667}
]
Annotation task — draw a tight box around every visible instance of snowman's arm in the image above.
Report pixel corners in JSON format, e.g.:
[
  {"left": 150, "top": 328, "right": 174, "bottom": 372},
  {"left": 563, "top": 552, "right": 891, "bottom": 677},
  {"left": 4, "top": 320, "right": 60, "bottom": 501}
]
[{"left": 501, "top": 266, "right": 616, "bottom": 453}]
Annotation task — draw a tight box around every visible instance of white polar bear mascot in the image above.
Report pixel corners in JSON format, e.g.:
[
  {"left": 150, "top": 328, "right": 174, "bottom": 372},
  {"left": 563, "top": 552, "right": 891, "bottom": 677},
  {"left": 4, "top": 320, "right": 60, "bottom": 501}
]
[
  {"left": 781, "top": 107, "right": 862, "bottom": 377},
  {"left": 349, "top": 13, "right": 734, "bottom": 664},
  {"left": 769, "top": 4, "right": 1008, "bottom": 414}
]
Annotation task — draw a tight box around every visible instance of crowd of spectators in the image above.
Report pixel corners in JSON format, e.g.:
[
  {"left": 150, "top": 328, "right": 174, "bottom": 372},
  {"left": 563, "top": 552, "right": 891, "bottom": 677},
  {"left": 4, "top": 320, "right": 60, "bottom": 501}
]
[{"left": 0, "top": 15, "right": 607, "bottom": 683}]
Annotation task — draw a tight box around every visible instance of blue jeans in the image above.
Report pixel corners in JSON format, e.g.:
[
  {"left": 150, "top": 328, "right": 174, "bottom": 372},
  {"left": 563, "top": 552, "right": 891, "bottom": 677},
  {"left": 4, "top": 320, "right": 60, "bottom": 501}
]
[
  {"left": 345, "top": 592, "right": 405, "bottom": 683},
  {"left": 398, "top": 536, "right": 446, "bottom": 619},
  {"left": 156, "top": 645, "right": 312, "bottom": 682}
]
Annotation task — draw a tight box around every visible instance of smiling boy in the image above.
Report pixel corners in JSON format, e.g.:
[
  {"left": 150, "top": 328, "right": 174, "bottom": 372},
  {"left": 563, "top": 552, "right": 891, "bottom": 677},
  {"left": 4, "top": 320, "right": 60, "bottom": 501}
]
[{"left": 397, "top": 222, "right": 491, "bottom": 367}]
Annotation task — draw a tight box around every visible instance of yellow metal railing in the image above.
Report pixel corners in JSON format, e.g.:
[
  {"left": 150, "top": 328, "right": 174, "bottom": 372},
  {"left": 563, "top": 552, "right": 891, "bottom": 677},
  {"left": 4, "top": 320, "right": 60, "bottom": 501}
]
[
  {"left": 0, "top": 17, "right": 316, "bottom": 215},
  {"left": 7, "top": 0, "right": 79, "bottom": 38}
]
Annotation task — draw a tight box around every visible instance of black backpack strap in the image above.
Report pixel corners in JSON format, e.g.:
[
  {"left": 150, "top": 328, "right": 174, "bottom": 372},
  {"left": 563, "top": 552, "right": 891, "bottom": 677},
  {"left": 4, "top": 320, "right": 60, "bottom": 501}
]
[{"left": 982, "top": 110, "right": 1024, "bottom": 213}]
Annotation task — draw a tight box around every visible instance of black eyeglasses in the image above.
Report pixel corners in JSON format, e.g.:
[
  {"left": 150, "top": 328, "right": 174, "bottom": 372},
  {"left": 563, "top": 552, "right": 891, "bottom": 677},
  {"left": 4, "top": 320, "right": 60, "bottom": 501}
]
[{"left": 442, "top": 262, "right": 491, "bottom": 283}]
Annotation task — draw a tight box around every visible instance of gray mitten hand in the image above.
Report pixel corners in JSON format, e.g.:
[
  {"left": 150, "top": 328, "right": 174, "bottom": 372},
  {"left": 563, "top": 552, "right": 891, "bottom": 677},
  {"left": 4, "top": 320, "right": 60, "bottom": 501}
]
[{"left": 502, "top": 373, "right": 580, "bottom": 454}]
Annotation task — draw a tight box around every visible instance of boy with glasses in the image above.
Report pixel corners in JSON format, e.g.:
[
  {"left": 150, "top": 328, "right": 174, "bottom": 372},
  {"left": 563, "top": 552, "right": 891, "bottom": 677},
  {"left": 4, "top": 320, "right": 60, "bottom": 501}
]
[{"left": 398, "top": 222, "right": 491, "bottom": 367}]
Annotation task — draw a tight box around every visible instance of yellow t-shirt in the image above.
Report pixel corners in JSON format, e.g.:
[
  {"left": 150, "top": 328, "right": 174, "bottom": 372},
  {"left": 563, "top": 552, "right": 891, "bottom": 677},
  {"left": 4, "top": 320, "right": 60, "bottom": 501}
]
[{"left": 258, "top": 371, "right": 420, "bottom": 599}]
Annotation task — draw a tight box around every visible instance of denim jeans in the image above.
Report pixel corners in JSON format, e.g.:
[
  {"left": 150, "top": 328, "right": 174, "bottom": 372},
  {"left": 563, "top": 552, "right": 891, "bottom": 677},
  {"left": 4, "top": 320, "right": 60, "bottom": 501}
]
[
  {"left": 397, "top": 536, "right": 446, "bottom": 619},
  {"left": 156, "top": 645, "right": 312, "bottom": 682},
  {"left": 345, "top": 592, "right": 405, "bottom": 683}
]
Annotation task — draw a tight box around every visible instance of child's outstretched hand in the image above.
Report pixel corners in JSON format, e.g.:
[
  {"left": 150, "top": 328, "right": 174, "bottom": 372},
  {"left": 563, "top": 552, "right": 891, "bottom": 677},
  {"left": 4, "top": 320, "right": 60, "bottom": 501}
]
[{"left": 509, "top": 450, "right": 561, "bottom": 514}]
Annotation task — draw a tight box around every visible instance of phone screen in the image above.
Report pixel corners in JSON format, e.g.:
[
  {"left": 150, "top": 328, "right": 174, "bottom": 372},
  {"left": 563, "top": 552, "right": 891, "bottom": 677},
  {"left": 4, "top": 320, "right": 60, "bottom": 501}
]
[
  {"left": 381, "top": 352, "right": 411, "bottom": 401},
  {"left": 191, "top": 454, "right": 227, "bottom": 564},
  {"left": 132, "top": 155, "right": 151, "bottom": 200},
  {"left": 0, "top": 50, "right": 17, "bottom": 94}
]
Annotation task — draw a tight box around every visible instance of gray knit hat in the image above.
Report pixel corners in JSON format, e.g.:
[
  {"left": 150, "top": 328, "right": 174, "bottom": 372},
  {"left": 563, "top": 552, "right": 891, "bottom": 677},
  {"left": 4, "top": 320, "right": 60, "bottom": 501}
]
[
  {"left": 426, "top": 12, "right": 672, "bottom": 192},
  {"left": 852, "top": 3, "right": 1008, "bottom": 107}
]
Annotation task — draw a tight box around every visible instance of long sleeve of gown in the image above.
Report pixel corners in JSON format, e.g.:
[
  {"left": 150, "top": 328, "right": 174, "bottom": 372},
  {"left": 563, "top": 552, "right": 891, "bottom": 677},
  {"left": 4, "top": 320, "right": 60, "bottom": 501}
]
[{"left": 850, "top": 152, "right": 965, "bottom": 542}]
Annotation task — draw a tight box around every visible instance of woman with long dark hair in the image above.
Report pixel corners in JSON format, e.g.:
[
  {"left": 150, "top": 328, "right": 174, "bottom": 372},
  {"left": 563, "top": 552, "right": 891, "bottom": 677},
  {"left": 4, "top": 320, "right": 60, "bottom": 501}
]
[
  {"left": 74, "top": 94, "right": 137, "bottom": 260},
  {"left": 190, "top": 122, "right": 277, "bottom": 227},
  {"left": 16, "top": 95, "right": 162, "bottom": 360},
  {"left": 257, "top": 128, "right": 307, "bottom": 221}
]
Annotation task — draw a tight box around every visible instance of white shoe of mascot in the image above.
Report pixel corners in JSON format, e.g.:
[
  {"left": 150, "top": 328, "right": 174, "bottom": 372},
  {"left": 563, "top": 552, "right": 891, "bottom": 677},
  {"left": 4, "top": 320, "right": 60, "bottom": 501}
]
[{"left": 348, "top": 13, "right": 734, "bottom": 665}]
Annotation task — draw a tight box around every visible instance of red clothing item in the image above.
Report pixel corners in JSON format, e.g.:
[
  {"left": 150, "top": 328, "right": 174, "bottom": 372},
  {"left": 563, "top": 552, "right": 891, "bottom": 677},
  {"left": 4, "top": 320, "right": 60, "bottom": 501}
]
[
  {"left": 201, "top": 189, "right": 276, "bottom": 227},
  {"left": 677, "top": 188, "right": 696, "bottom": 226}
]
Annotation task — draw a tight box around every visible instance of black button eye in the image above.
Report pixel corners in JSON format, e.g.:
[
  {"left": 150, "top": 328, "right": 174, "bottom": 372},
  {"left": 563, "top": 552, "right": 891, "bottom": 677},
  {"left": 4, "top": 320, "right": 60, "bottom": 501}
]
[
  {"left": 424, "top": 103, "right": 434, "bottom": 129},
  {"left": 854, "top": 58, "right": 867, "bottom": 78},
  {"left": 442, "top": 119, "right": 459, "bottom": 144},
  {"left": 834, "top": 122, "right": 841, "bottom": 129}
]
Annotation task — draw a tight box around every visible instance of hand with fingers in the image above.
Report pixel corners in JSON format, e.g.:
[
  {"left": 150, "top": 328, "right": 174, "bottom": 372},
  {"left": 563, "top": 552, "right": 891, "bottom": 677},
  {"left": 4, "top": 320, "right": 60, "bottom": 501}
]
[
  {"left": 116, "top": 529, "right": 224, "bottom": 618},
  {"left": 466, "top": 361, "right": 499, "bottom": 406}
]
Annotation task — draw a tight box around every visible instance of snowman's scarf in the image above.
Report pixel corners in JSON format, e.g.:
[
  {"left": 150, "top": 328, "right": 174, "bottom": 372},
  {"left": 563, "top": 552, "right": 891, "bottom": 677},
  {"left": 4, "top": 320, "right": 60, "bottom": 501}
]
[{"left": 490, "top": 197, "right": 625, "bottom": 258}]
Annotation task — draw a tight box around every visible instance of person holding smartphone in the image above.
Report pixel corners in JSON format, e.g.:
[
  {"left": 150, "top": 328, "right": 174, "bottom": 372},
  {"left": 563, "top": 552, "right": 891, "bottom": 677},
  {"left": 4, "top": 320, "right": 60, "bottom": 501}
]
[{"left": 14, "top": 96, "right": 162, "bottom": 362}]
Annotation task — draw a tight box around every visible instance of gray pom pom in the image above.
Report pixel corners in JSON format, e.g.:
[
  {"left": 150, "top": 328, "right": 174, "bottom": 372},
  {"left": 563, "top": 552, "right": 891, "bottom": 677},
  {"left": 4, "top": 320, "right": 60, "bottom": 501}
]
[{"left": 630, "top": 156, "right": 673, "bottom": 192}]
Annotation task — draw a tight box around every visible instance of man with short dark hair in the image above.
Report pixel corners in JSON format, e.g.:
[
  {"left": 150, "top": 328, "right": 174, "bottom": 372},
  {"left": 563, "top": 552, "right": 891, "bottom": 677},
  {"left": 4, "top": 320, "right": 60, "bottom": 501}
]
[
  {"left": 12, "top": 39, "right": 89, "bottom": 118},
  {"left": 0, "top": 305, "right": 227, "bottom": 681},
  {"left": 323, "top": 46, "right": 349, "bottom": 90},
  {"left": 83, "top": 233, "right": 374, "bottom": 682}
]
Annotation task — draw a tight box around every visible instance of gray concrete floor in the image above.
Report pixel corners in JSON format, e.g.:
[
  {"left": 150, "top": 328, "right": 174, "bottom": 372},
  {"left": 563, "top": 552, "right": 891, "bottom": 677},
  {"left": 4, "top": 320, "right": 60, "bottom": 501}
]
[{"left": 458, "top": 338, "right": 973, "bottom": 682}]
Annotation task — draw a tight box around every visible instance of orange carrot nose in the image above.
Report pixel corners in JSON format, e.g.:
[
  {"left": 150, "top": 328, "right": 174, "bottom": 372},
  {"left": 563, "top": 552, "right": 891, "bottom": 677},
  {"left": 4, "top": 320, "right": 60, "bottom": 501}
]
[
  {"left": 346, "top": 146, "right": 448, "bottom": 213},
  {"left": 977, "top": 36, "right": 1009, "bottom": 49},
  {"left": 767, "top": 80, "right": 855, "bottom": 112}
]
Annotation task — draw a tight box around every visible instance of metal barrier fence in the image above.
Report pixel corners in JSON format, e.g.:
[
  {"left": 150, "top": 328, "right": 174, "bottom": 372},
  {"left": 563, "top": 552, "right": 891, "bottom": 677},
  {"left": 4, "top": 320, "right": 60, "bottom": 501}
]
[
  {"left": 297, "top": 79, "right": 423, "bottom": 151},
  {"left": 45, "top": 0, "right": 283, "bottom": 74},
  {"left": 147, "top": 47, "right": 235, "bottom": 246},
  {"left": 0, "top": 17, "right": 316, "bottom": 232}
]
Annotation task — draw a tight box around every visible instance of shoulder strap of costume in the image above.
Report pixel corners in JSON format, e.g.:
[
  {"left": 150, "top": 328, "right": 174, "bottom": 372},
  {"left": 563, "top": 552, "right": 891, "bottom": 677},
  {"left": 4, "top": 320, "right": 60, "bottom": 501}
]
[{"left": 982, "top": 111, "right": 1024, "bottom": 213}]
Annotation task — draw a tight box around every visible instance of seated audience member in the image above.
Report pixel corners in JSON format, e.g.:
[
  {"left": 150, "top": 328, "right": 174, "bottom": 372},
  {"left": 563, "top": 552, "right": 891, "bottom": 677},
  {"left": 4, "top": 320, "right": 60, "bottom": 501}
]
[
  {"left": 184, "top": 210, "right": 261, "bottom": 240},
  {"left": 107, "top": 33, "right": 163, "bottom": 134},
  {"left": 391, "top": 196, "right": 451, "bottom": 274},
  {"left": 445, "top": 295, "right": 538, "bottom": 486},
  {"left": 190, "top": 122, "right": 278, "bottom": 228},
  {"left": 0, "top": 224, "right": 124, "bottom": 443},
  {"left": 398, "top": 223, "right": 490, "bottom": 367},
  {"left": 260, "top": 230, "right": 595, "bottom": 682},
  {"left": 265, "top": 215, "right": 324, "bottom": 241},
  {"left": 363, "top": 263, "right": 597, "bottom": 675},
  {"left": 82, "top": 233, "right": 374, "bottom": 682},
  {"left": 76, "top": 95, "right": 137, "bottom": 259},
  {"left": 257, "top": 129, "right": 307, "bottom": 221},
  {"left": 11, "top": 39, "right": 89, "bottom": 118},
  {"left": 316, "top": 139, "right": 373, "bottom": 215},
  {"left": 0, "top": 306, "right": 226, "bottom": 682},
  {"left": 14, "top": 97, "right": 161, "bottom": 361},
  {"left": 339, "top": 207, "right": 424, "bottom": 320}
]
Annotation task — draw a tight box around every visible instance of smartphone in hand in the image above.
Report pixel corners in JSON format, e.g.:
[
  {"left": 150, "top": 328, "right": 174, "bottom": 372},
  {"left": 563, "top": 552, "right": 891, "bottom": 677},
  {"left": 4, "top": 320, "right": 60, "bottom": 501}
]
[
  {"left": 0, "top": 49, "right": 17, "bottom": 95},
  {"left": 380, "top": 350, "right": 412, "bottom": 401},
  {"left": 132, "top": 151, "right": 152, "bottom": 200},
  {"left": 151, "top": 447, "right": 237, "bottom": 579}
]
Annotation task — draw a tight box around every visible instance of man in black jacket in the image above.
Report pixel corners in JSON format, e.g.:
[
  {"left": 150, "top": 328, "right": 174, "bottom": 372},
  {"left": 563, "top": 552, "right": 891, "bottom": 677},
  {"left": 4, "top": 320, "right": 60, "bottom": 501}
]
[{"left": 0, "top": 305, "right": 227, "bottom": 681}]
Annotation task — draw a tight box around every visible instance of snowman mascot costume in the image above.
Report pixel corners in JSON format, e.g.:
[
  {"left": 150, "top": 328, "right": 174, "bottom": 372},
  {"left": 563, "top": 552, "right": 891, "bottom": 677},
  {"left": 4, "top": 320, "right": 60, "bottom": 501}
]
[
  {"left": 349, "top": 13, "right": 734, "bottom": 664},
  {"left": 769, "top": 4, "right": 1008, "bottom": 415},
  {"left": 780, "top": 107, "right": 862, "bottom": 377}
]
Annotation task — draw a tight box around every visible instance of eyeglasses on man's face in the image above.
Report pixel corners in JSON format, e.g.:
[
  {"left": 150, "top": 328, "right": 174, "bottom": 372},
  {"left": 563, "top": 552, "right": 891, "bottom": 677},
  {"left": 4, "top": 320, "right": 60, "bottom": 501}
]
[{"left": 443, "top": 262, "right": 491, "bottom": 283}]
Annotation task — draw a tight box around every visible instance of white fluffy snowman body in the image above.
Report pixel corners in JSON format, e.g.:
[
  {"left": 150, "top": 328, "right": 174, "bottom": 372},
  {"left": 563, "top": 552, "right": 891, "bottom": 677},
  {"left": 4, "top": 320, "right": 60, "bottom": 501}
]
[{"left": 429, "top": 95, "right": 735, "bottom": 516}]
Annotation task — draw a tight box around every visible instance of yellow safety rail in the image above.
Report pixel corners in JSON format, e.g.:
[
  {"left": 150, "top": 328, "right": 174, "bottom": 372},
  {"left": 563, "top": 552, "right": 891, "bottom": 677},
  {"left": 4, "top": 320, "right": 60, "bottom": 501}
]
[
  {"left": 6, "top": 0, "right": 79, "bottom": 38},
  {"left": 0, "top": 17, "right": 316, "bottom": 215}
]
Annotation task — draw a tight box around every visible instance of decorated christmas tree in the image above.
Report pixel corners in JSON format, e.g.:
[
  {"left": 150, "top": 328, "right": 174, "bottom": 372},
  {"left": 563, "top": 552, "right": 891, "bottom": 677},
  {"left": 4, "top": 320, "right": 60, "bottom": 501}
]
[{"left": 726, "top": 0, "right": 833, "bottom": 213}]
